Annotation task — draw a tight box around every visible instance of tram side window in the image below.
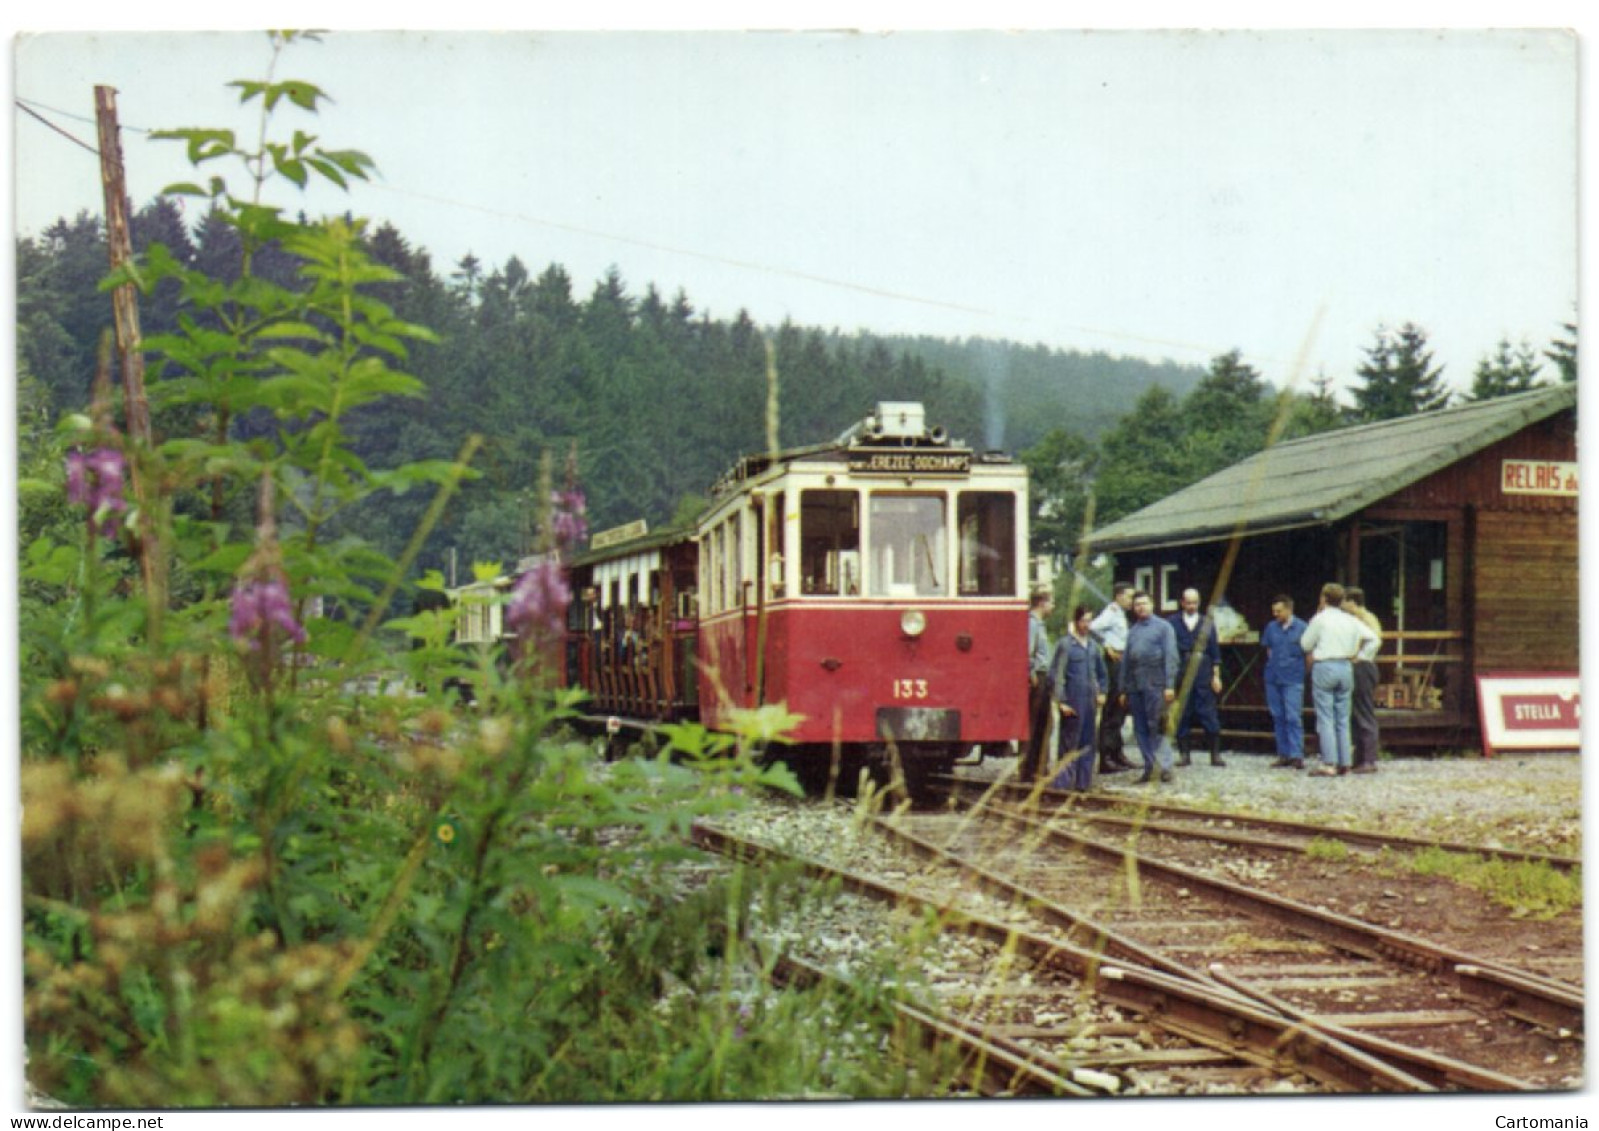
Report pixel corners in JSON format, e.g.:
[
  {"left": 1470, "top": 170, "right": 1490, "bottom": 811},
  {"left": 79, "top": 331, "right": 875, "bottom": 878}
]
[
  {"left": 958, "top": 491, "right": 1017, "bottom": 596},
  {"left": 800, "top": 489, "right": 860, "bottom": 595},
  {"left": 869, "top": 493, "right": 946, "bottom": 598}
]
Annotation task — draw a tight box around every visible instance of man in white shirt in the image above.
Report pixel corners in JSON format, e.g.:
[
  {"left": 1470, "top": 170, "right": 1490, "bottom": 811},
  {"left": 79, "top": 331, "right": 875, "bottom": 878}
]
[
  {"left": 1089, "top": 583, "right": 1136, "bottom": 773},
  {"left": 1298, "top": 582, "right": 1380, "bottom": 777}
]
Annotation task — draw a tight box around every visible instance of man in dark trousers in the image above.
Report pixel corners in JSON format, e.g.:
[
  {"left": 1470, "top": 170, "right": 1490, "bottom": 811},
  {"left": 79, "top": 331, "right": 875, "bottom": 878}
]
[
  {"left": 1020, "top": 587, "right": 1055, "bottom": 783},
  {"left": 1168, "top": 587, "right": 1226, "bottom": 767},
  {"left": 1121, "top": 590, "right": 1179, "bottom": 783},
  {"left": 1089, "top": 583, "right": 1136, "bottom": 773},
  {"left": 1345, "top": 586, "right": 1383, "bottom": 773}
]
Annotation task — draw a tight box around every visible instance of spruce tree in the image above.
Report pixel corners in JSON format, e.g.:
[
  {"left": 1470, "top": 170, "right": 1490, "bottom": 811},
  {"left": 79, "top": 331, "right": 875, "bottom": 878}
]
[
  {"left": 1545, "top": 322, "right": 1577, "bottom": 383},
  {"left": 1468, "top": 338, "right": 1544, "bottom": 401},
  {"left": 1351, "top": 322, "right": 1450, "bottom": 421}
]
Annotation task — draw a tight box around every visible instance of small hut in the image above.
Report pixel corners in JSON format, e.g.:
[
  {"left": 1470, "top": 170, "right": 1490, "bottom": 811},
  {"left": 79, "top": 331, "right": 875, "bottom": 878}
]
[{"left": 1083, "top": 384, "right": 1578, "bottom": 751}]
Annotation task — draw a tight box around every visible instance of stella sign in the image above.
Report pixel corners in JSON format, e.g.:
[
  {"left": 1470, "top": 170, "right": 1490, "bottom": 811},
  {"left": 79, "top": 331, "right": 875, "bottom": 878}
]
[{"left": 1476, "top": 673, "right": 1580, "bottom": 756}]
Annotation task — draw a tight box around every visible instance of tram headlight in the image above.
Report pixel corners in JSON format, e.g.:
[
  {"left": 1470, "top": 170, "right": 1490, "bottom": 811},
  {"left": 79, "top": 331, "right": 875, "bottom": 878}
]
[{"left": 900, "top": 609, "right": 927, "bottom": 638}]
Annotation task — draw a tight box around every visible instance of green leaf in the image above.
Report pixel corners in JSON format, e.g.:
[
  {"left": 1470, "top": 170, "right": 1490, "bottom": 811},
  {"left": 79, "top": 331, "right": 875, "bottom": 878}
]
[
  {"left": 256, "top": 321, "right": 331, "bottom": 345},
  {"left": 304, "top": 617, "right": 359, "bottom": 660},
  {"left": 305, "top": 157, "right": 348, "bottom": 189},
  {"left": 187, "top": 543, "right": 253, "bottom": 575},
  {"left": 272, "top": 151, "right": 309, "bottom": 188}
]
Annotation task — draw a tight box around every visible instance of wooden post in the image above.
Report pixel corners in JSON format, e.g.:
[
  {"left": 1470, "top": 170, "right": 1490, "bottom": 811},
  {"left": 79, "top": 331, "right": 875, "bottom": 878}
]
[
  {"left": 94, "top": 85, "right": 151, "bottom": 445},
  {"left": 94, "top": 84, "right": 164, "bottom": 622}
]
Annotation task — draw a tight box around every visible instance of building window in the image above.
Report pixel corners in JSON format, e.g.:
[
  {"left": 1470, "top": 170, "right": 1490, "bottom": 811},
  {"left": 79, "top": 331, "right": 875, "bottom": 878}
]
[
  {"left": 957, "top": 491, "right": 1017, "bottom": 596},
  {"left": 1133, "top": 566, "right": 1154, "bottom": 597},
  {"left": 1160, "top": 564, "right": 1180, "bottom": 611},
  {"left": 869, "top": 493, "right": 946, "bottom": 598}
]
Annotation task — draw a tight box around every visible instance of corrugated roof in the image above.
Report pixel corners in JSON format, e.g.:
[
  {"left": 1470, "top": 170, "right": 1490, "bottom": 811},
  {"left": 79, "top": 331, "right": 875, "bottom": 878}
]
[{"left": 1084, "top": 383, "right": 1577, "bottom": 553}]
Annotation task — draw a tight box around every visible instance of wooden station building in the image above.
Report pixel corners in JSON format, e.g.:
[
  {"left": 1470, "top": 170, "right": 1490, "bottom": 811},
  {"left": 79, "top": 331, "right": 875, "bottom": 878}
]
[{"left": 1083, "top": 383, "right": 1578, "bottom": 752}]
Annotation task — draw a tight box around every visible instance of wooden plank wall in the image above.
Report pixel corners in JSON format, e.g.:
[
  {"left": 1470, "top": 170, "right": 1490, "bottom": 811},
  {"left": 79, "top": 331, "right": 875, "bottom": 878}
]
[{"left": 1472, "top": 509, "right": 1579, "bottom": 672}]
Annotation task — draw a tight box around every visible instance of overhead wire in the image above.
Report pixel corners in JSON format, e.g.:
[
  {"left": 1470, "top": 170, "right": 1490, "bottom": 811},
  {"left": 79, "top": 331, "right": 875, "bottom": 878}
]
[
  {"left": 15, "top": 98, "right": 101, "bottom": 156},
  {"left": 15, "top": 93, "right": 1252, "bottom": 366}
]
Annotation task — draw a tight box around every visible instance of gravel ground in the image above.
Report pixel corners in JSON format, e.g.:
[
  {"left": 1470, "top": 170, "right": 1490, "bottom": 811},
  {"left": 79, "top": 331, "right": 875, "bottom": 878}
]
[{"left": 958, "top": 748, "right": 1585, "bottom": 856}]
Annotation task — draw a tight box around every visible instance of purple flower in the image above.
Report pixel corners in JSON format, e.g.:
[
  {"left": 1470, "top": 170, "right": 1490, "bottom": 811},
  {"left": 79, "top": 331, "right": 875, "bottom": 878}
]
[
  {"left": 229, "top": 578, "right": 307, "bottom": 650},
  {"left": 507, "top": 559, "right": 570, "bottom": 642},
  {"left": 551, "top": 488, "right": 587, "bottom": 552},
  {"left": 64, "top": 447, "right": 128, "bottom": 536},
  {"left": 65, "top": 452, "right": 90, "bottom": 505}
]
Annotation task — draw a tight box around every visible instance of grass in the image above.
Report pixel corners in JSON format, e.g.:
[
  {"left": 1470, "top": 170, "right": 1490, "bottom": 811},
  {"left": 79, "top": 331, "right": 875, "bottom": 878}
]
[
  {"left": 1303, "top": 837, "right": 1350, "bottom": 862},
  {"left": 1397, "top": 846, "right": 1582, "bottom": 920}
]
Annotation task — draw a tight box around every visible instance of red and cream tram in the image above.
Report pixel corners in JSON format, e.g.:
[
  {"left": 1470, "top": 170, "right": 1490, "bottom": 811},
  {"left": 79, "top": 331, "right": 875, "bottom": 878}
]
[{"left": 558, "top": 402, "right": 1031, "bottom": 796}]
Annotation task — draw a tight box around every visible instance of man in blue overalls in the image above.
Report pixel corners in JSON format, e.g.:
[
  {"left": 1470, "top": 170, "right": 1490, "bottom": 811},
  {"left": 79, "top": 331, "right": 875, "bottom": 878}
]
[{"left": 1168, "top": 587, "right": 1226, "bottom": 767}]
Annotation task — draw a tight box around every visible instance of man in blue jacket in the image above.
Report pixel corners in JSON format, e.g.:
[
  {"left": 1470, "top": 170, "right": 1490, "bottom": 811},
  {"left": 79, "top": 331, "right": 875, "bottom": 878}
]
[
  {"left": 1168, "top": 588, "right": 1225, "bottom": 767},
  {"left": 1120, "top": 590, "right": 1179, "bottom": 783},
  {"left": 1260, "top": 594, "right": 1309, "bottom": 769}
]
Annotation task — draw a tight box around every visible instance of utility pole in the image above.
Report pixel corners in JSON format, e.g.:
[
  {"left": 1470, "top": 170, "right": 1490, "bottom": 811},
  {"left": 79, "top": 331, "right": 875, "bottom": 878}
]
[
  {"left": 95, "top": 84, "right": 164, "bottom": 620},
  {"left": 94, "top": 85, "right": 151, "bottom": 445}
]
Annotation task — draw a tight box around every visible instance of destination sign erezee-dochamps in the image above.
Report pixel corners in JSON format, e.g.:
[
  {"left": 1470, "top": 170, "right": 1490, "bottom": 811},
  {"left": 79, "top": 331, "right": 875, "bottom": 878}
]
[{"left": 847, "top": 450, "right": 972, "bottom": 475}]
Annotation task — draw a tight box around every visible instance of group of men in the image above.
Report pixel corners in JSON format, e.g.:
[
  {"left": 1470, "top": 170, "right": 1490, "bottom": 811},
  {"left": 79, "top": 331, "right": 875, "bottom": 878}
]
[
  {"left": 1023, "top": 579, "right": 1383, "bottom": 787},
  {"left": 1262, "top": 583, "right": 1383, "bottom": 775}
]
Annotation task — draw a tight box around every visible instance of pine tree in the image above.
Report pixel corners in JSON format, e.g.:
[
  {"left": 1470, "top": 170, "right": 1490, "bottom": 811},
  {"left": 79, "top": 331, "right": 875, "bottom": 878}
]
[
  {"left": 1468, "top": 338, "right": 1544, "bottom": 401},
  {"left": 1279, "top": 370, "right": 1347, "bottom": 439},
  {"left": 1094, "top": 385, "right": 1192, "bottom": 523},
  {"left": 1021, "top": 428, "right": 1099, "bottom": 560},
  {"left": 1184, "top": 349, "right": 1275, "bottom": 467},
  {"left": 1351, "top": 322, "right": 1450, "bottom": 421},
  {"left": 1545, "top": 322, "right": 1577, "bottom": 383}
]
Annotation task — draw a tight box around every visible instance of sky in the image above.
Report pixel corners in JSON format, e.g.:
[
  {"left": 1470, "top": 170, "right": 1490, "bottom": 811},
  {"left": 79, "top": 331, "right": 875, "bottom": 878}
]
[{"left": 10, "top": 15, "right": 1584, "bottom": 401}]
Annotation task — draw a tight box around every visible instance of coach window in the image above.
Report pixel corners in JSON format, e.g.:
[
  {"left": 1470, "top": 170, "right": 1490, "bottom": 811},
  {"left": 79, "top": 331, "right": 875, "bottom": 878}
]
[
  {"left": 800, "top": 489, "right": 860, "bottom": 595},
  {"left": 728, "top": 514, "right": 743, "bottom": 609},
  {"left": 957, "top": 491, "right": 1017, "bottom": 596},
  {"left": 869, "top": 493, "right": 946, "bottom": 598},
  {"left": 710, "top": 524, "right": 724, "bottom": 613},
  {"left": 766, "top": 491, "right": 786, "bottom": 598}
]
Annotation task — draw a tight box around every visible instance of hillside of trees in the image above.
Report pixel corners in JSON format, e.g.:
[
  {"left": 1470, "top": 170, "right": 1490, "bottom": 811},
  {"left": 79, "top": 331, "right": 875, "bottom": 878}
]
[
  {"left": 18, "top": 201, "right": 1206, "bottom": 574},
  {"left": 17, "top": 200, "right": 1576, "bottom": 582}
]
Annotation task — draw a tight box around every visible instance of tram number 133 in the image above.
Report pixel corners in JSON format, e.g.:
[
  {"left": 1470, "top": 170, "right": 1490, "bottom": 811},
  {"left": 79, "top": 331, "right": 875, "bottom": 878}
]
[{"left": 892, "top": 679, "right": 930, "bottom": 700}]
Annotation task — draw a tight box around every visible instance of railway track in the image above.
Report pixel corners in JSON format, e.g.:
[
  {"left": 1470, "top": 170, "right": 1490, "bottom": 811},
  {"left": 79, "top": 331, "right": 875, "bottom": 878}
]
[
  {"left": 945, "top": 775, "right": 1584, "bottom": 991},
  {"left": 694, "top": 821, "right": 1401, "bottom": 1095},
  {"left": 950, "top": 775, "right": 1581, "bottom": 872},
  {"left": 691, "top": 799, "right": 1582, "bottom": 1096},
  {"left": 875, "top": 799, "right": 1581, "bottom": 1089}
]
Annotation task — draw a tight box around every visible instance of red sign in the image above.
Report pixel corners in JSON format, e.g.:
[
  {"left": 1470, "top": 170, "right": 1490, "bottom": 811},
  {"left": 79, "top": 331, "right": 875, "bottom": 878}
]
[
  {"left": 1500, "top": 693, "right": 1580, "bottom": 731},
  {"left": 1476, "top": 673, "right": 1580, "bottom": 756}
]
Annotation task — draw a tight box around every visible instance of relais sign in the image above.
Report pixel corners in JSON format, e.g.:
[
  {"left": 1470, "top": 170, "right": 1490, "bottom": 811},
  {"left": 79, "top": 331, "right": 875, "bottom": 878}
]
[
  {"left": 1501, "top": 459, "right": 1577, "bottom": 497},
  {"left": 1476, "top": 673, "right": 1580, "bottom": 756}
]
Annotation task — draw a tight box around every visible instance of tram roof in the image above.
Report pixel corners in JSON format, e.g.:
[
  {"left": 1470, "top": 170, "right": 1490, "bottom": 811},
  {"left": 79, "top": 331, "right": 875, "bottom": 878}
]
[{"left": 1085, "top": 383, "right": 1577, "bottom": 554}]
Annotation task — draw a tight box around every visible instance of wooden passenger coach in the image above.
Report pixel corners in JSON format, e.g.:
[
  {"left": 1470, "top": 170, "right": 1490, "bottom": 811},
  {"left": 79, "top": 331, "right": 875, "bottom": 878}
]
[{"left": 1084, "top": 385, "right": 1578, "bottom": 752}]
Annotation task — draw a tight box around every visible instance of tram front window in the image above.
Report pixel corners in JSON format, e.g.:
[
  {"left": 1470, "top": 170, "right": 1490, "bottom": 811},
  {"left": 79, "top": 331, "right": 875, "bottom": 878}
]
[
  {"left": 800, "top": 489, "right": 860, "bottom": 595},
  {"left": 958, "top": 491, "right": 1017, "bottom": 596},
  {"left": 869, "top": 493, "right": 946, "bottom": 598}
]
